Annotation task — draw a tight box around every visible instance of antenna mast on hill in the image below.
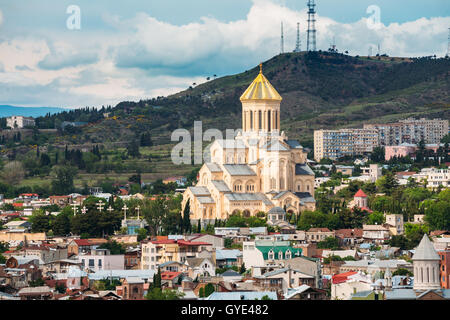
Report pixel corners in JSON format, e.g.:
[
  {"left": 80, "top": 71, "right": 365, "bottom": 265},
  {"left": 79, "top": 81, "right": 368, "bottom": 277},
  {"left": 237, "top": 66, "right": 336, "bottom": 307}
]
[
  {"left": 307, "top": 0, "right": 317, "bottom": 51},
  {"left": 281, "top": 22, "right": 285, "bottom": 54},
  {"left": 446, "top": 27, "right": 450, "bottom": 58},
  {"left": 294, "top": 22, "right": 301, "bottom": 52}
]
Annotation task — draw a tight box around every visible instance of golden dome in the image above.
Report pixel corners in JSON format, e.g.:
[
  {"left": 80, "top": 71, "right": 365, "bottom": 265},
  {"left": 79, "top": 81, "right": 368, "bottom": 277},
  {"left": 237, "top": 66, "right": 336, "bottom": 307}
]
[{"left": 240, "top": 64, "right": 282, "bottom": 102}]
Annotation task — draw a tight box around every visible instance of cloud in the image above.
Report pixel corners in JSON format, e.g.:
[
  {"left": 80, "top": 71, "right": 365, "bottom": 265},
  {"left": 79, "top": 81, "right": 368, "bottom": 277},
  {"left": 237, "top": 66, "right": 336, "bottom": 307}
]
[
  {"left": 38, "top": 51, "right": 99, "bottom": 70},
  {"left": 0, "top": 0, "right": 449, "bottom": 108}
]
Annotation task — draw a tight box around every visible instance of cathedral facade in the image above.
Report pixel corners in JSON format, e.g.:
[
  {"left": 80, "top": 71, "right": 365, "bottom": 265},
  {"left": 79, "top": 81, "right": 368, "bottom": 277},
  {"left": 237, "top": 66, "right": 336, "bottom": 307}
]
[{"left": 182, "top": 65, "right": 315, "bottom": 225}]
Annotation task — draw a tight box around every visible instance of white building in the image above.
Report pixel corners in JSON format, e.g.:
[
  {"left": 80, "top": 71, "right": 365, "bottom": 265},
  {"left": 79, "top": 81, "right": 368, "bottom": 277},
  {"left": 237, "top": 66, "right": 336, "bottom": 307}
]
[
  {"left": 362, "top": 225, "right": 390, "bottom": 243},
  {"left": 78, "top": 248, "right": 125, "bottom": 272},
  {"left": 6, "top": 116, "right": 35, "bottom": 129}
]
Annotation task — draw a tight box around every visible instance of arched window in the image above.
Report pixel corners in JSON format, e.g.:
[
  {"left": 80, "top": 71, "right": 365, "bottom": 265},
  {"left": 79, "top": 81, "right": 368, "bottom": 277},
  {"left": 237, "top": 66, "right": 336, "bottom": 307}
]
[
  {"left": 285, "top": 250, "right": 291, "bottom": 260},
  {"left": 250, "top": 111, "right": 253, "bottom": 130},
  {"left": 278, "top": 251, "right": 283, "bottom": 260},
  {"left": 268, "top": 110, "right": 271, "bottom": 131},
  {"left": 268, "top": 250, "right": 274, "bottom": 260}
]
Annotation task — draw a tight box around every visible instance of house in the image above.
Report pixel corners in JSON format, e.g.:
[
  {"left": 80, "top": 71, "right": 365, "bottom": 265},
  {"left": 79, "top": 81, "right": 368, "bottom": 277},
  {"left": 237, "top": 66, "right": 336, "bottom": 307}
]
[
  {"left": 186, "top": 257, "right": 216, "bottom": 278},
  {"left": 215, "top": 249, "right": 242, "bottom": 268},
  {"left": 124, "top": 249, "right": 140, "bottom": 270},
  {"left": 186, "top": 234, "right": 224, "bottom": 249},
  {"left": 305, "top": 228, "right": 335, "bottom": 243},
  {"left": 331, "top": 271, "right": 373, "bottom": 300},
  {"left": 221, "top": 269, "right": 243, "bottom": 282},
  {"left": 243, "top": 240, "right": 302, "bottom": 275},
  {"left": 3, "top": 221, "right": 31, "bottom": 231},
  {"left": 158, "top": 261, "right": 188, "bottom": 273},
  {"left": 284, "top": 285, "right": 328, "bottom": 300},
  {"left": 362, "top": 224, "right": 390, "bottom": 243},
  {"left": 335, "top": 229, "right": 363, "bottom": 247},
  {"left": 18, "top": 286, "right": 52, "bottom": 300},
  {"left": 256, "top": 267, "right": 315, "bottom": 293},
  {"left": 385, "top": 214, "right": 404, "bottom": 235},
  {"left": 78, "top": 248, "right": 125, "bottom": 272},
  {"left": 122, "top": 277, "right": 145, "bottom": 300},
  {"left": 67, "top": 239, "right": 107, "bottom": 256},
  {"left": 49, "top": 195, "right": 72, "bottom": 207},
  {"left": 205, "top": 291, "right": 278, "bottom": 300}
]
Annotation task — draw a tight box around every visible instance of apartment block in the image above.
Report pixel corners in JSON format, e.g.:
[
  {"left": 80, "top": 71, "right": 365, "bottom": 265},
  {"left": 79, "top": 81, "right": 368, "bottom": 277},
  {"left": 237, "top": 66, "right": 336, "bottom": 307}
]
[
  {"left": 6, "top": 116, "right": 35, "bottom": 129},
  {"left": 364, "top": 118, "right": 448, "bottom": 146},
  {"left": 314, "top": 129, "right": 379, "bottom": 161}
]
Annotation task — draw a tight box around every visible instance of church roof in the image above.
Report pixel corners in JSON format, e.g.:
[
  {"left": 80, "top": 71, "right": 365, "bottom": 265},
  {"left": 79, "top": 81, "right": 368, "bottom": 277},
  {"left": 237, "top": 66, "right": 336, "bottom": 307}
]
[
  {"left": 412, "top": 234, "right": 440, "bottom": 261},
  {"left": 222, "top": 164, "right": 256, "bottom": 176},
  {"left": 285, "top": 140, "right": 303, "bottom": 149},
  {"left": 206, "top": 163, "right": 222, "bottom": 172},
  {"left": 240, "top": 65, "right": 282, "bottom": 102},
  {"left": 295, "top": 192, "right": 316, "bottom": 203},
  {"left": 188, "top": 186, "right": 210, "bottom": 196},
  {"left": 197, "top": 196, "right": 215, "bottom": 204},
  {"left": 262, "top": 140, "right": 290, "bottom": 151},
  {"left": 295, "top": 164, "right": 314, "bottom": 176},
  {"left": 354, "top": 189, "right": 368, "bottom": 198},
  {"left": 211, "top": 180, "right": 231, "bottom": 193},
  {"left": 225, "top": 193, "right": 272, "bottom": 205},
  {"left": 268, "top": 207, "right": 286, "bottom": 214}
]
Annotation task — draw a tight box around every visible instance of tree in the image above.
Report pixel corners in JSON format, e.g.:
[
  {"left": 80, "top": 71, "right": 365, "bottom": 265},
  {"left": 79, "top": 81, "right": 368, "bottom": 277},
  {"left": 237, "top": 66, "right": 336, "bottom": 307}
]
[
  {"left": 317, "top": 237, "right": 340, "bottom": 250},
  {"left": 370, "top": 147, "right": 385, "bottom": 163},
  {"left": 392, "top": 268, "right": 413, "bottom": 276},
  {"left": 153, "top": 268, "right": 162, "bottom": 289},
  {"left": 127, "top": 139, "right": 140, "bottom": 158},
  {"left": 376, "top": 171, "right": 398, "bottom": 195},
  {"left": 29, "top": 211, "right": 51, "bottom": 233},
  {"left": 51, "top": 165, "right": 78, "bottom": 195},
  {"left": 145, "top": 288, "right": 184, "bottom": 300},
  {"left": 182, "top": 200, "right": 191, "bottom": 234},
  {"left": 366, "top": 211, "right": 385, "bottom": 225},
  {"left": 98, "top": 240, "right": 125, "bottom": 255},
  {"left": 203, "top": 283, "right": 215, "bottom": 297},
  {"left": 239, "top": 263, "right": 246, "bottom": 274},
  {"left": 1, "top": 161, "right": 25, "bottom": 185},
  {"left": 137, "top": 228, "right": 148, "bottom": 242},
  {"left": 52, "top": 212, "right": 71, "bottom": 236}
]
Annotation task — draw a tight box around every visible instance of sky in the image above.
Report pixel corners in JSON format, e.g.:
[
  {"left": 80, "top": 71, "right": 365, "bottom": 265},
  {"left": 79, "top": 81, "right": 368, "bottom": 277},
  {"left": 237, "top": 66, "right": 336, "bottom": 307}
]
[{"left": 0, "top": 0, "right": 449, "bottom": 109}]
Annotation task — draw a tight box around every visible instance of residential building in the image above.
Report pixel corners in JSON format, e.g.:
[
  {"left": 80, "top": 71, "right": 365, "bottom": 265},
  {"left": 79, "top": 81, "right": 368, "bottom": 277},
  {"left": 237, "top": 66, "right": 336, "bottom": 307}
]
[
  {"left": 385, "top": 214, "right": 404, "bottom": 235},
  {"left": 78, "top": 248, "right": 125, "bottom": 272},
  {"left": 313, "top": 128, "right": 379, "bottom": 161},
  {"left": 364, "top": 118, "right": 448, "bottom": 146},
  {"left": 305, "top": 228, "right": 335, "bottom": 243},
  {"left": 438, "top": 250, "right": 450, "bottom": 289},
  {"left": 140, "top": 239, "right": 212, "bottom": 270},
  {"left": 362, "top": 225, "right": 390, "bottom": 243}
]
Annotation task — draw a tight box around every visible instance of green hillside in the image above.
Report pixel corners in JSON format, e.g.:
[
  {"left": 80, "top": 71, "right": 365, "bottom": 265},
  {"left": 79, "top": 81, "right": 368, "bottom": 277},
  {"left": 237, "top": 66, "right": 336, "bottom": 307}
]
[{"left": 1, "top": 51, "right": 450, "bottom": 184}]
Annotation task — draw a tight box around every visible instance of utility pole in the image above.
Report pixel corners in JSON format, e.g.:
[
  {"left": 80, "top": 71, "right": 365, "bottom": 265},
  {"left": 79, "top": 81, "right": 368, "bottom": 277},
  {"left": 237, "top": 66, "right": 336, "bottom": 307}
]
[
  {"left": 281, "top": 22, "right": 285, "bottom": 54},
  {"left": 306, "top": 0, "right": 317, "bottom": 51}
]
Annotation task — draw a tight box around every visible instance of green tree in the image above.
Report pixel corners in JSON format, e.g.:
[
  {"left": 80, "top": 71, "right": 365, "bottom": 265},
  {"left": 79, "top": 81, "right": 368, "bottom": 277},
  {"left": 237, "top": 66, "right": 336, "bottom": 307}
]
[
  {"left": 317, "top": 237, "right": 340, "bottom": 250},
  {"left": 29, "top": 211, "right": 51, "bottom": 233},
  {"left": 376, "top": 171, "right": 398, "bottom": 195},
  {"left": 52, "top": 212, "right": 71, "bottom": 236},
  {"left": 51, "top": 165, "right": 78, "bottom": 195},
  {"left": 137, "top": 228, "right": 148, "bottom": 242},
  {"left": 145, "top": 288, "right": 184, "bottom": 300}
]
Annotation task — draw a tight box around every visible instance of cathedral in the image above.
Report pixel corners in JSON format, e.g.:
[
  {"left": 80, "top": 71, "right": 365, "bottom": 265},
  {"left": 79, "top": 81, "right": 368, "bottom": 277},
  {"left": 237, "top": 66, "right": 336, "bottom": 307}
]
[{"left": 182, "top": 64, "right": 315, "bottom": 225}]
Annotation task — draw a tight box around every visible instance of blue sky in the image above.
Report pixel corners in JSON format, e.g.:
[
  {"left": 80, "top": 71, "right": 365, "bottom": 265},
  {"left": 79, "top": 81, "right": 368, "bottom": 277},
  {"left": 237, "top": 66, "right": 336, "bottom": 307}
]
[{"left": 0, "top": 0, "right": 449, "bottom": 108}]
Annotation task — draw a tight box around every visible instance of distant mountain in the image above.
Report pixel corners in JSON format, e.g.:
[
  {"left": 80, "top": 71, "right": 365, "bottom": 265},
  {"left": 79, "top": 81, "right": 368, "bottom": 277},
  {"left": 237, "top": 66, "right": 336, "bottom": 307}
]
[{"left": 0, "top": 105, "right": 68, "bottom": 118}]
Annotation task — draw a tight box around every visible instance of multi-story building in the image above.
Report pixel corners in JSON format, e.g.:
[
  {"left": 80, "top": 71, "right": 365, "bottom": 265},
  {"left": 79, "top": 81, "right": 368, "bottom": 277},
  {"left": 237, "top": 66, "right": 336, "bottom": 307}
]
[
  {"left": 6, "top": 116, "right": 35, "bottom": 129},
  {"left": 426, "top": 168, "right": 450, "bottom": 189},
  {"left": 140, "top": 239, "right": 212, "bottom": 270},
  {"left": 438, "top": 250, "right": 450, "bottom": 289},
  {"left": 78, "top": 248, "right": 125, "bottom": 272},
  {"left": 364, "top": 118, "right": 448, "bottom": 146},
  {"left": 313, "top": 129, "right": 379, "bottom": 161}
]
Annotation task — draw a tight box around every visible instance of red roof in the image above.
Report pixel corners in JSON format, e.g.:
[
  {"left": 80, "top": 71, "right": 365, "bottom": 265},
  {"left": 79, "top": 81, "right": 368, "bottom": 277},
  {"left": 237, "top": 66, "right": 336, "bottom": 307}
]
[
  {"left": 177, "top": 240, "right": 212, "bottom": 246},
  {"left": 151, "top": 240, "right": 177, "bottom": 245},
  {"left": 12, "top": 203, "right": 24, "bottom": 207},
  {"left": 332, "top": 271, "right": 358, "bottom": 284},
  {"left": 160, "top": 272, "right": 182, "bottom": 280},
  {"left": 354, "top": 189, "right": 367, "bottom": 198},
  {"left": 73, "top": 239, "right": 92, "bottom": 246}
]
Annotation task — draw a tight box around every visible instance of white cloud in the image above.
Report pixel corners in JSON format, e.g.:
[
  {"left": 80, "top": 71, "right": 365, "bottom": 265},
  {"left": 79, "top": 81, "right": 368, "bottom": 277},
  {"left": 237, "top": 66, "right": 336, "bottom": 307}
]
[{"left": 0, "top": 0, "right": 449, "bottom": 108}]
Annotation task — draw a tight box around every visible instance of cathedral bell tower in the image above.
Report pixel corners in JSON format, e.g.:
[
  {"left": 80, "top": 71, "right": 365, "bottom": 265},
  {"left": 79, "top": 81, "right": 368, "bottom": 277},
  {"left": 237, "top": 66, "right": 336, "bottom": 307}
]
[{"left": 240, "top": 63, "right": 282, "bottom": 135}]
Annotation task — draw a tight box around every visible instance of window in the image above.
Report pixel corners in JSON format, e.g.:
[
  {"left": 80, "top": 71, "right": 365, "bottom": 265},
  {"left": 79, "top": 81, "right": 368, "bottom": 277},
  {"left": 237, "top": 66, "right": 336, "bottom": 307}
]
[
  {"left": 268, "top": 250, "right": 274, "bottom": 260},
  {"left": 81, "top": 259, "right": 85, "bottom": 266},
  {"left": 98, "top": 259, "right": 102, "bottom": 267},
  {"left": 278, "top": 251, "right": 283, "bottom": 260},
  {"left": 89, "top": 259, "right": 95, "bottom": 267}
]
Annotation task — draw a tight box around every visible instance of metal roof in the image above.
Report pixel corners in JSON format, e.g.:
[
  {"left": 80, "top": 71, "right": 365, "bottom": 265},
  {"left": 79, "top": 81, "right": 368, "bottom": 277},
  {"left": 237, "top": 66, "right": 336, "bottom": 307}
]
[
  {"left": 211, "top": 180, "right": 231, "bottom": 192},
  {"left": 188, "top": 186, "right": 211, "bottom": 196},
  {"left": 205, "top": 163, "right": 222, "bottom": 172},
  {"left": 295, "top": 164, "right": 314, "bottom": 175},
  {"left": 412, "top": 234, "right": 440, "bottom": 261},
  {"left": 222, "top": 164, "right": 256, "bottom": 176},
  {"left": 224, "top": 193, "right": 272, "bottom": 205}
]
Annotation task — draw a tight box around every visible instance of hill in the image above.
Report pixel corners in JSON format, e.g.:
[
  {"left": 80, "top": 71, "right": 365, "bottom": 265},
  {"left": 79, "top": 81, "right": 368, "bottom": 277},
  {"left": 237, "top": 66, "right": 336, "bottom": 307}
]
[
  {"left": 56, "top": 52, "right": 449, "bottom": 149},
  {"left": 0, "top": 105, "right": 69, "bottom": 118},
  {"left": 2, "top": 51, "right": 450, "bottom": 184}
]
